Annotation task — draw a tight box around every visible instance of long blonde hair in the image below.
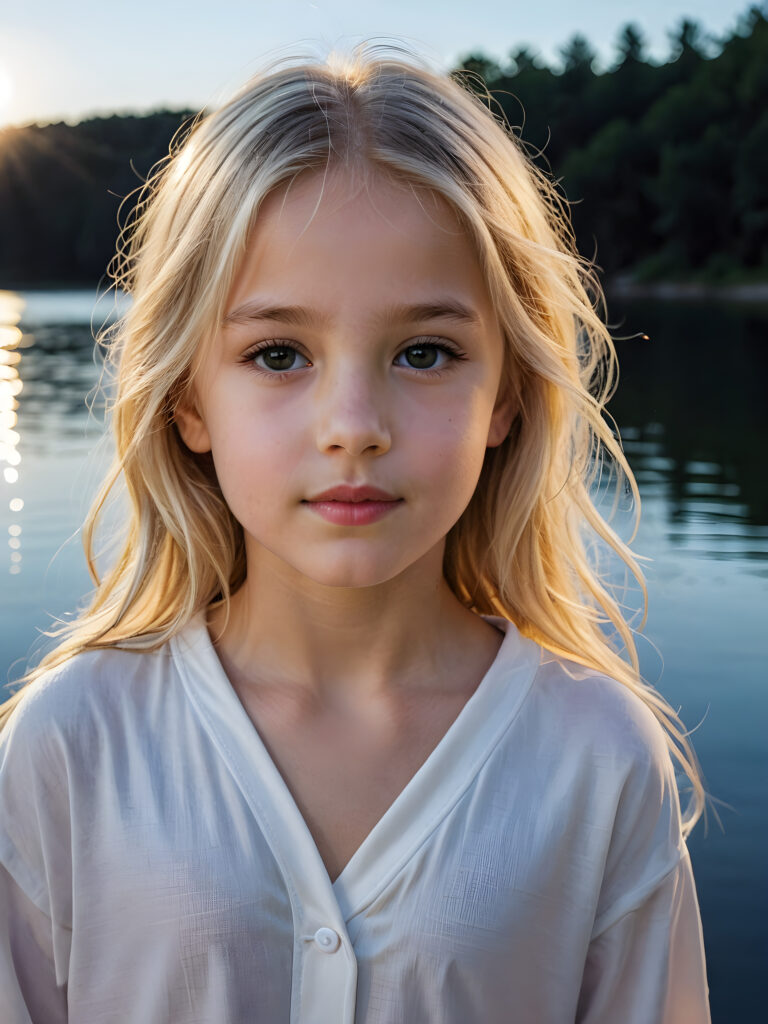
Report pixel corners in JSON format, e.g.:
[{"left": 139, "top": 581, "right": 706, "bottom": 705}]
[{"left": 2, "top": 41, "right": 705, "bottom": 832}]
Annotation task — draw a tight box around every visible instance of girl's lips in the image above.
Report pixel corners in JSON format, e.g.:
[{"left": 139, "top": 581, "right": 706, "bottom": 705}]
[
  {"left": 306, "top": 484, "right": 399, "bottom": 502},
  {"left": 303, "top": 498, "right": 404, "bottom": 526}
]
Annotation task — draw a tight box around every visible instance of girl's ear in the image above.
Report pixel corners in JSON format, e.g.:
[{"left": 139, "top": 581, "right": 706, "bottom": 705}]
[
  {"left": 174, "top": 396, "right": 212, "bottom": 454},
  {"left": 486, "top": 387, "right": 518, "bottom": 448}
]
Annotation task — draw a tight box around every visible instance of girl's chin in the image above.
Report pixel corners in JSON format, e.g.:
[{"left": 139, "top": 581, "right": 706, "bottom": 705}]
[{"left": 247, "top": 553, "right": 430, "bottom": 592}]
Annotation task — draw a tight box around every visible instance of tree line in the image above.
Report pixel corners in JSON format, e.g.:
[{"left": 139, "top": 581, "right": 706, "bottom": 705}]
[{"left": 0, "top": 5, "right": 765, "bottom": 288}]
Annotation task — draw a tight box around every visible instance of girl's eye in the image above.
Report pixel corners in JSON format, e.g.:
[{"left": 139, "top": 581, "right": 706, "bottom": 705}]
[
  {"left": 249, "top": 344, "right": 311, "bottom": 373},
  {"left": 395, "top": 342, "right": 458, "bottom": 371}
]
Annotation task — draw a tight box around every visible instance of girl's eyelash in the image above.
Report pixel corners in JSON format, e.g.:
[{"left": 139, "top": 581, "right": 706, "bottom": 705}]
[{"left": 241, "top": 338, "right": 466, "bottom": 379}]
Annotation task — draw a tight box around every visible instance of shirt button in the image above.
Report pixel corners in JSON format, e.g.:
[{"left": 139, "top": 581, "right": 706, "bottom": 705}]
[{"left": 314, "top": 926, "right": 341, "bottom": 953}]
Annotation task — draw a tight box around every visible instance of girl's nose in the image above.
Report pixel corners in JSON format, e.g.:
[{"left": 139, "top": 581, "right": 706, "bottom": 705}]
[{"left": 313, "top": 368, "right": 392, "bottom": 457}]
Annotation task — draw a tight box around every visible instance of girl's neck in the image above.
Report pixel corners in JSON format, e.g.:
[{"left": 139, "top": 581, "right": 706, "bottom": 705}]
[{"left": 207, "top": 542, "right": 500, "bottom": 708}]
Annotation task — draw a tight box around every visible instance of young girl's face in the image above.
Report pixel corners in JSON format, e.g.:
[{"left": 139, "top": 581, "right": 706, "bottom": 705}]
[{"left": 176, "top": 166, "right": 516, "bottom": 591}]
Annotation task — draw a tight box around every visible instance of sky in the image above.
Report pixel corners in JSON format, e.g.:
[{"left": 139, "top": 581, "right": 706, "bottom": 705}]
[{"left": 0, "top": 0, "right": 757, "bottom": 127}]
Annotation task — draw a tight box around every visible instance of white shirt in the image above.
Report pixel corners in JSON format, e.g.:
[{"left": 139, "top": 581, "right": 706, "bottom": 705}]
[{"left": 0, "top": 614, "right": 710, "bottom": 1023}]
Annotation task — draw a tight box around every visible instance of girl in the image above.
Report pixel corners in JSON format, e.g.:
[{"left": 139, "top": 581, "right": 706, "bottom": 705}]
[{"left": 0, "top": 42, "right": 710, "bottom": 1023}]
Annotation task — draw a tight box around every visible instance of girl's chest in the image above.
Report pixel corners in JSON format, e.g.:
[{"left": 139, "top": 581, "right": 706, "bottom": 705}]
[
  {"left": 66, "top": 701, "right": 613, "bottom": 1017},
  {"left": 61, "top": 712, "right": 611, "bottom": 1024},
  {"left": 237, "top": 688, "right": 474, "bottom": 884}
]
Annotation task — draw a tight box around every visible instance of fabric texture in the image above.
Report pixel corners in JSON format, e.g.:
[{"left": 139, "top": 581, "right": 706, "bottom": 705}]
[{"left": 0, "top": 614, "right": 710, "bottom": 1023}]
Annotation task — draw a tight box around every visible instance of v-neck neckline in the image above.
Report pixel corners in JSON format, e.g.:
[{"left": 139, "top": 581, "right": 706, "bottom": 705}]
[{"left": 173, "top": 612, "right": 540, "bottom": 921}]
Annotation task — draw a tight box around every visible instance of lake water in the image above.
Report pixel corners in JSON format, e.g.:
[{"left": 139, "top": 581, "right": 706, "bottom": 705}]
[{"left": 1, "top": 288, "right": 766, "bottom": 1021}]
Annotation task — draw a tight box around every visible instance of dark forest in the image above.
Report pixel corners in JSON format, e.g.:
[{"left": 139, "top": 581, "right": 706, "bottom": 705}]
[{"left": 0, "top": 6, "right": 765, "bottom": 288}]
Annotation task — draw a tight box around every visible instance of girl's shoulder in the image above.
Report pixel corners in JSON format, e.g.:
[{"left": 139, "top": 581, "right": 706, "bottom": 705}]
[
  {"left": 491, "top": 621, "right": 683, "bottom": 835},
  {"left": 521, "top": 647, "right": 689, "bottom": 892},
  {"left": 523, "top": 643, "right": 673, "bottom": 774},
  {"left": 1, "top": 639, "right": 179, "bottom": 754},
  {"left": 488, "top": 617, "right": 665, "bottom": 752}
]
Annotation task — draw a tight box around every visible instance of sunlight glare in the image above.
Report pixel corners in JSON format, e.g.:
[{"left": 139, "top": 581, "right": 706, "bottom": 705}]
[{"left": 0, "top": 294, "right": 25, "bottom": 328}]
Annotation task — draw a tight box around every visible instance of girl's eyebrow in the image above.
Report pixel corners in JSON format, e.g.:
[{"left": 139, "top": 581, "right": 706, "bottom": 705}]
[{"left": 222, "top": 298, "right": 483, "bottom": 330}]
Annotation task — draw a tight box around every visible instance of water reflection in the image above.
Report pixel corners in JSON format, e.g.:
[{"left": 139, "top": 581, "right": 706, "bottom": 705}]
[
  {"left": 620, "top": 426, "right": 768, "bottom": 563},
  {"left": 609, "top": 298, "right": 768, "bottom": 563},
  {"left": 0, "top": 288, "right": 123, "bottom": 586},
  {"left": 0, "top": 293, "right": 25, "bottom": 576},
  {"left": 14, "top": 323, "right": 111, "bottom": 444}
]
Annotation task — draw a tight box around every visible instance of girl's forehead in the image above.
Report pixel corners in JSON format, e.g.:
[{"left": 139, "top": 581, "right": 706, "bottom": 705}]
[
  {"left": 253, "top": 165, "right": 464, "bottom": 244},
  {"left": 236, "top": 171, "right": 475, "bottom": 284}
]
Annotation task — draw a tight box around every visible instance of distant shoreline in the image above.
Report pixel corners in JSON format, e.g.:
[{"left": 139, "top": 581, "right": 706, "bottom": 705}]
[{"left": 606, "top": 277, "right": 768, "bottom": 304}]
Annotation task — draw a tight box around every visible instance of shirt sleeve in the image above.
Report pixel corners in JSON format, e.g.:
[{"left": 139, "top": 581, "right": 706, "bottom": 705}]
[
  {"left": 575, "top": 692, "right": 710, "bottom": 1024},
  {"left": 576, "top": 850, "right": 710, "bottom": 1024},
  {"left": 0, "top": 863, "right": 68, "bottom": 1023},
  {"left": 0, "top": 683, "right": 73, "bottom": 1022}
]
